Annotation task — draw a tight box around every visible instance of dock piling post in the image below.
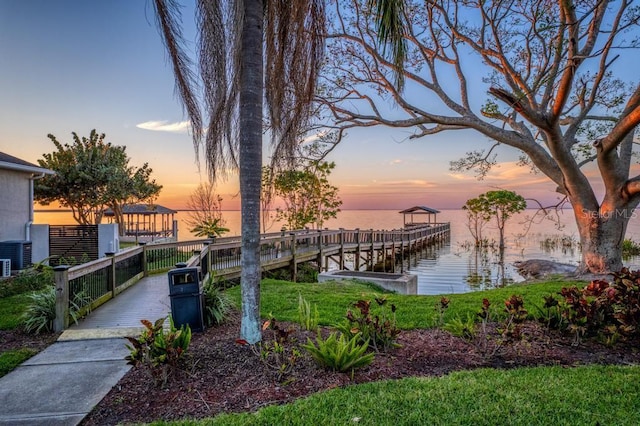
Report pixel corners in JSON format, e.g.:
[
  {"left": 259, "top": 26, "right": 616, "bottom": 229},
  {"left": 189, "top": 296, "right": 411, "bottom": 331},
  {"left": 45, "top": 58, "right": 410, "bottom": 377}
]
[
  {"left": 290, "top": 233, "right": 297, "bottom": 282},
  {"left": 54, "top": 265, "right": 70, "bottom": 332}
]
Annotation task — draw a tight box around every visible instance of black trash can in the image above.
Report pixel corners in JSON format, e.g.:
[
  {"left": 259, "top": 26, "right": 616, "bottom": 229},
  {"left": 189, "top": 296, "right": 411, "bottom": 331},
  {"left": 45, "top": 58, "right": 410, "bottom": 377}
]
[{"left": 167, "top": 264, "right": 204, "bottom": 332}]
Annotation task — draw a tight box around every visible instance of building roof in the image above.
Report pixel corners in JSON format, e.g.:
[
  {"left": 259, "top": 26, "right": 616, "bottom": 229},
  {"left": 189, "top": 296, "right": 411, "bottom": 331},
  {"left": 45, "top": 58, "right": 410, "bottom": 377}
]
[
  {"left": 0, "top": 151, "right": 54, "bottom": 175},
  {"left": 398, "top": 206, "right": 440, "bottom": 214},
  {"left": 103, "top": 204, "right": 177, "bottom": 216}
]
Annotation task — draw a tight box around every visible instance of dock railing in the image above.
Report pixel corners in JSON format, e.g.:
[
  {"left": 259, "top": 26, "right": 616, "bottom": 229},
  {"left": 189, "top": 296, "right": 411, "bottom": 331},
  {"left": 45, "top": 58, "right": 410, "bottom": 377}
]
[{"left": 53, "top": 223, "right": 449, "bottom": 331}]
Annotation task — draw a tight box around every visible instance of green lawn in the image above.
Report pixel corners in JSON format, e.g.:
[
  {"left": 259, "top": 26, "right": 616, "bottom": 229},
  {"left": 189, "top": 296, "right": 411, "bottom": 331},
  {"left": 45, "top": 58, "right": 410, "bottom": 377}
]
[
  {"left": 226, "top": 278, "right": 576, "bottom": 329},
  {"left": 0, "top": 292, "right": 43, "bottom": 377},
  {"left": 149, "top": 365, "right": 640, "bottom": 425},
  {"left": 177, "top": 277, "right": 639, "bottom": 426},
  {"left": 0, "top": 348, "right": 37, "bottom": 377},
  {"left": 0, "top": 293, "right": 31, "bottom": 329},
  {"left": 5, "top": 275, "right": 636, "bottom": 425}
]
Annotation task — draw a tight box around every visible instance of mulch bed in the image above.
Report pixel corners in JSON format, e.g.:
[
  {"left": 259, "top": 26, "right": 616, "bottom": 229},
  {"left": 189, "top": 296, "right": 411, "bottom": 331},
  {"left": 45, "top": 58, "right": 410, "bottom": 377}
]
[
  {"left": 78, "top": 312, "right": 640, "bottom": 425},
  {"left": 0, "top": 329, "right": 59, "bottom": 355}
]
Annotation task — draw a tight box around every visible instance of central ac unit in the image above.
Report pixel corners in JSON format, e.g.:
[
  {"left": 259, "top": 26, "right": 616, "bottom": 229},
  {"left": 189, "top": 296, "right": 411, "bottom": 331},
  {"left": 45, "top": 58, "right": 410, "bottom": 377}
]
[
  {"left": 0, "top": 241, "right": 32, "bottom": 270},
  {"left": 0, "top": 259, "right": 10, "bottom": 278}
]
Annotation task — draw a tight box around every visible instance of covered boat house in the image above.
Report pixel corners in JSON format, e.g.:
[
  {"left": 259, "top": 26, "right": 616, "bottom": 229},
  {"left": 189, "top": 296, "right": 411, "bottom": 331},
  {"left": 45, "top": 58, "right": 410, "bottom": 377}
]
[
  {"left": 104, "top": 204, "right": 177, "bottom": 241},
  {"left": 399, "top": 206, "right": 441, "bottom": 228}
]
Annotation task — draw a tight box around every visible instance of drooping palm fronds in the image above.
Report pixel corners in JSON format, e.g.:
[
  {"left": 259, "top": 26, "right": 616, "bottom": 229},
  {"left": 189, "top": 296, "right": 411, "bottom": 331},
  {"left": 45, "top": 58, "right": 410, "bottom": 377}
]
[
  {"left": 153, "top": 0, "right": 326, "bottom": 179},
  {"left": 153, "top": 0, "right": 327, "bottom": 344},
  {"left": 367, "top": 0, "right": 407, "bottom": 90},
  {"left": 153, "top": 0, "right": 203, "bottom": 157},
  {"left": 264, "top": 0, "right": 326, "bottom": 170}
]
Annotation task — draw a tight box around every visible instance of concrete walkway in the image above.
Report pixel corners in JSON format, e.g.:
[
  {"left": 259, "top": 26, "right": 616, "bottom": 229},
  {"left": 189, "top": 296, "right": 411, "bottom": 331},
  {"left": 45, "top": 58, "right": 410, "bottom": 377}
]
[{"left": 0, "top": 274, "right": 171, "bottom": 425}]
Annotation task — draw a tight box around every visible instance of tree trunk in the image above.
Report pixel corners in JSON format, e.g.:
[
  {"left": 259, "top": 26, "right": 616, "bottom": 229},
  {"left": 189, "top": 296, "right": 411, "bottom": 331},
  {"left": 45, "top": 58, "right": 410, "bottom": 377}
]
[
  {"left": 239, "top": 0, "right": 263, "bottom": 344},
  {"left": 572, "top": 205, "right": 630, "bottom": 274},
  {"left": 497, "top": 225, "right": 505, "bottom": 250},
  {"left": 112, "top": 205, "right": 126, "bottom": 237}
]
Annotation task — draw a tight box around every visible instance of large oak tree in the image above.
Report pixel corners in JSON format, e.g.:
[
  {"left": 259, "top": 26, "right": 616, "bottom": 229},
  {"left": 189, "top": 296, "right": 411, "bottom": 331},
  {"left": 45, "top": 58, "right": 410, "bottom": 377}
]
[{"left": 321, "top": 0, "right": 640, "bottom": 274}]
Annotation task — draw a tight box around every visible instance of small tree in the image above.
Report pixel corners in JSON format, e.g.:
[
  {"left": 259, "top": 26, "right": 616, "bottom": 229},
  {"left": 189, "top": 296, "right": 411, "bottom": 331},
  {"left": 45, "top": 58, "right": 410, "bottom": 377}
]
[
  {"left": 273, "top": 161, "right": 342, "bottom": 230},
  {"left": 35, "top": 130, "right": 161, "bottom": 232},
  {"left": 465, "top": 190, "right": 527, "bottom": 250},
  {"left": 462, "top": 197, "right": 488, "bottom": 247},
  {"left": 108, "top": 165, "right": 163, "bottom": 235},
  {"left": 185, "top": 183, "right": 229, "bottom": 238},
  {"left": 260, "top": 166, "right": 278, "bottom": 234}
]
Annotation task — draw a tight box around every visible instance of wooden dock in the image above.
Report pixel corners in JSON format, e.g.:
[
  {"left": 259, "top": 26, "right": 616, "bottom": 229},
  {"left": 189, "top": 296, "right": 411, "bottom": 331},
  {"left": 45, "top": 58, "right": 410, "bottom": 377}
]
[
  {"left": 196, "top": 223, "right": 450, "bottom": 281},
  {"left": 52, "top": 223, "right": 450, "bottom": 332}
]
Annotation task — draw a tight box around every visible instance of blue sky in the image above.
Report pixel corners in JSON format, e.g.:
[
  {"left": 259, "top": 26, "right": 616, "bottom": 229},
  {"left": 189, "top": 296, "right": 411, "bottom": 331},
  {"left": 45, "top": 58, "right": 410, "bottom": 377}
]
[{"left": 0, "top": 1, "right": 599, "bottom": 210}]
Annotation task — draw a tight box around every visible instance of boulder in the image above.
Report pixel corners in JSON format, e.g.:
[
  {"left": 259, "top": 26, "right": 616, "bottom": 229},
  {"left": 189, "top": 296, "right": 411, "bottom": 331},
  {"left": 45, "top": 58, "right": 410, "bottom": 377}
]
[{"left": 513, "top": 259, "right": 577, "bottom": 280}]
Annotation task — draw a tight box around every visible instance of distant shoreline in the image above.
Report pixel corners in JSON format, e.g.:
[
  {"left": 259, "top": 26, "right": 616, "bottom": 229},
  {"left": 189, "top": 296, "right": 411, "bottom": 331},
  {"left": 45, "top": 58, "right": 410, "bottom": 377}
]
[{"left": 35, "top": 207, "right": 575, "bottom": 213}]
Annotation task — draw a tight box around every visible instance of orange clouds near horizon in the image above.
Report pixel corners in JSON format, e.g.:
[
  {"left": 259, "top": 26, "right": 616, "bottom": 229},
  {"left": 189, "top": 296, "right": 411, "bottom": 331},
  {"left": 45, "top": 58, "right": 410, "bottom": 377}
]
[{"left": 35, "top": 159, "right": 632, "bottom": 213}]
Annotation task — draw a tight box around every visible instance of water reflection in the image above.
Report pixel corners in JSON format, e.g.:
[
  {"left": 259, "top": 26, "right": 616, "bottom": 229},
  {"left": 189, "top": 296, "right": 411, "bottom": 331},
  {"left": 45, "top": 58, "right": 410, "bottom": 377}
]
[
  {"left": 413, "top": 233, "right": 581, "bottom": 295},
  {"left": 463, "top": 246, "right": 515, "bottom": 291},
  {"left": 320, "top": 228, "right": 639, "bottom": 296},
  {"left": 539, "top": 235, "right": 580, "bottom": 257}
]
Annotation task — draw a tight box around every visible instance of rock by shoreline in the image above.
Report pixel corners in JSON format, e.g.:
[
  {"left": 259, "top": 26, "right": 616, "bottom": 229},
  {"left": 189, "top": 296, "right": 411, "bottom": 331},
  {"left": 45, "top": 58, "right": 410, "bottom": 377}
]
[
  {"left": 514, "top": 259, "right": 613, "bottom": 283},
  {"left": 514, "top": 259, "right": 579, "bottom": 280}
]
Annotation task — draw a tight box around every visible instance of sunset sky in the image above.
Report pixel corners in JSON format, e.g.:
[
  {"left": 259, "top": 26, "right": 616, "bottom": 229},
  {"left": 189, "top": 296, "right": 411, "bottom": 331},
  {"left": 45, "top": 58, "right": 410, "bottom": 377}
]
[{"left": 0, "top": 1, "right": 624, "bottom": 211}]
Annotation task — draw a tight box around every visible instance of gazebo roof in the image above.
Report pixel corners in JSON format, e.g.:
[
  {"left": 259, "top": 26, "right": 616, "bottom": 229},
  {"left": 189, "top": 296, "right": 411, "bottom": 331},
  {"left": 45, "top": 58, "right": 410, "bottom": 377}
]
[
  {"left": 103, "top": 204, "right": 177, "bottom": 216},
  {"left": 398, "top": 206, "right": 440, "bottom": 214}
]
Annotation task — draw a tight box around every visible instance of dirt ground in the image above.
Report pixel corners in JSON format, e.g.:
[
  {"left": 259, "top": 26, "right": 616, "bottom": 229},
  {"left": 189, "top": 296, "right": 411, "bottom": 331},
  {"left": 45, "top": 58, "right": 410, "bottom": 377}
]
[{"left": 0, "top": 329, "right": 59, "bottom": 357}]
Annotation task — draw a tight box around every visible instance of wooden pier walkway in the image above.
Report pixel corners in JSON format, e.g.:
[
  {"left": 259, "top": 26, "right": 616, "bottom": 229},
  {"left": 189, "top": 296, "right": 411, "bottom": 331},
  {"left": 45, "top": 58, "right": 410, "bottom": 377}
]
[
  {"left": 55, "top": 223, "right": 450, "bottom": 336},
  {"left": 199, "top": 223, "right": 451, "bottom": 281},
  {"left": 61, "top": 274, "right": 171, "bottom": 339}
]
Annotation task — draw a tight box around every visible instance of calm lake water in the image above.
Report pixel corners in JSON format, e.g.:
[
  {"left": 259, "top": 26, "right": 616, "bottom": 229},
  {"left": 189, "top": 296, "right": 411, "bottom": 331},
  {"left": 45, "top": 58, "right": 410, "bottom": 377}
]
[{"left": 34, "top": 209, "right": 640, "bottom": 295}]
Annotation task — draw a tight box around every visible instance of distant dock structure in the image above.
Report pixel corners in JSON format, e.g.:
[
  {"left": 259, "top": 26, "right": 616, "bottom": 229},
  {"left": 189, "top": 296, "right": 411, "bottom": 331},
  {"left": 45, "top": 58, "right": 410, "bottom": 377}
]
[
  {"left": 104, "top": 204, "right": 178, "bottom": 242},
  {"left": 194, "top": 205, "right": 450, "bottom": 280},
  {"left": 399, "top": 205, "right": 441, "bottom": 228}
]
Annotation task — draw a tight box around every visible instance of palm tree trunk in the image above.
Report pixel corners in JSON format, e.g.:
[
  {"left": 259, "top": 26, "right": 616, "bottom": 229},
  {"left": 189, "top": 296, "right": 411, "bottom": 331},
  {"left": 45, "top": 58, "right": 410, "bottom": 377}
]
[{"left": 239, "top": 0, "right": 263, "bottom": 344}]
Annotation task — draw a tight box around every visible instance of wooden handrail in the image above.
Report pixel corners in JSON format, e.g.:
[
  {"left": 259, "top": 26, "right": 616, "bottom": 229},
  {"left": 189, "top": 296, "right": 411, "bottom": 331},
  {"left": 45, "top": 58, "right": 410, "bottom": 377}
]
[{"left": 54, "top": 223, "right": 450, "bottom": 331}]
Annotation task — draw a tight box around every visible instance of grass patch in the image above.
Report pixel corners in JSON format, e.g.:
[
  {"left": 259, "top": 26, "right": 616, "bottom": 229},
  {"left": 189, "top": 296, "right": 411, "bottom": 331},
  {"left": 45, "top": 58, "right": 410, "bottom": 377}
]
[
  {"left": 149, "top": 365, "right": 640, "bottom": 425},
  {"left": 0, "top": 291, "right": 42, "bottom": 377},
  {"left": 0, "top": 289, "right": 54, "bottom": 377},
  {"left": 0, "top": 348, "right": 37, "bottom": 377},
  {"left": 226, "top": 279, "right": 575, "bottom": 329},
  {"left": 0, "top": 293, "right": 31, "bottom": 330},
  {"left": 119, "top": 241, "right": 138, "bottom": 249}
]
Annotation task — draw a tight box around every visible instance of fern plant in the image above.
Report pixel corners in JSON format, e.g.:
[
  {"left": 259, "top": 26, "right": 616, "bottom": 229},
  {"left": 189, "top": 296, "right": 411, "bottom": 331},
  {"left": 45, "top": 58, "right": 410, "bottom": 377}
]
[
  {"left": 22, "top": 286, "right": 84, "bottom": 334},
  {"left": 202, "top": 277, "right": 234, "bottom": 327},
  {"left": 297, "top": 293, "right": 319, "bottom": 331},
  {"left": 443, "top": 314, "right": 477, "bottom": 340},
  {"left": 190, "top": 218, "right": 230, "bottom": 238},
  {"left": 302, "top": 331, "right": 374, "bottom": 373}
]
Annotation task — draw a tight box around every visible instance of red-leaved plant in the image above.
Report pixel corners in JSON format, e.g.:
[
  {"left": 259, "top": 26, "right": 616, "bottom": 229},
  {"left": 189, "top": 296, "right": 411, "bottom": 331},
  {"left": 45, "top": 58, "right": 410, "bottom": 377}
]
[
  {"left": 339, "top": 297, "right": 401, "bottom": 352},
  {"left": 544, "top": 267, "right": 640, "bottom": 345}
]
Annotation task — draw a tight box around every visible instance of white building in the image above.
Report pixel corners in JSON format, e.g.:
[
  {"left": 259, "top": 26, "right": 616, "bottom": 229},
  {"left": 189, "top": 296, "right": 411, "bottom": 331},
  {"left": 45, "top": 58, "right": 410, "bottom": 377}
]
[{"left": 0, "top": 151, "right": 54, "bottom": 242}]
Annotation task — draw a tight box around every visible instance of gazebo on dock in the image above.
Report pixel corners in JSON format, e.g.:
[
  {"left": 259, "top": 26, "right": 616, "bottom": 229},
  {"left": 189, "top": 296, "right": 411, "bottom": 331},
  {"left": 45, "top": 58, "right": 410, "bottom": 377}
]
[
  {"left": 399, "top": 206, "right": 441, "bottom": 228},
  {"left": 104, "top": 204, "right": 177, "bottom": 241}
]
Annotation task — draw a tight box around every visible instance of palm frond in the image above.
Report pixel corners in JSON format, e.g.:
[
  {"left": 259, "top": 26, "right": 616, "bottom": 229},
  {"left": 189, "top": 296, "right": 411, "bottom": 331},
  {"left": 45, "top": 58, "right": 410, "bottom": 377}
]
[
  {"left": 265, "top": 0, "right": 326, "bottom": 169},
  {"left": 367, "top": 0, "right": 407, "bottom": 90},
  {"left": 153, "top": 0, "right": 203, "bottom": 157}
]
